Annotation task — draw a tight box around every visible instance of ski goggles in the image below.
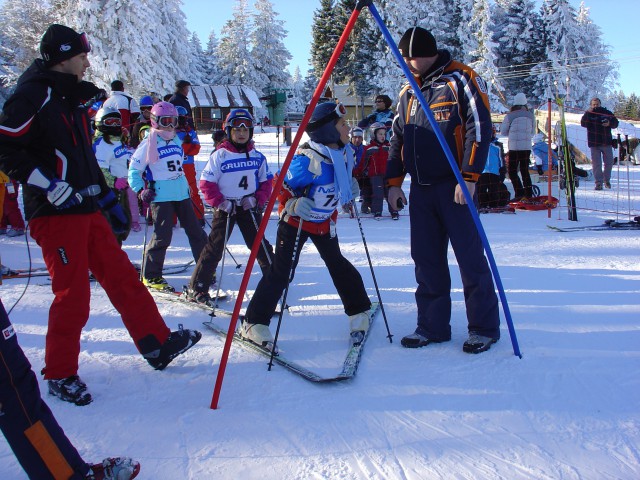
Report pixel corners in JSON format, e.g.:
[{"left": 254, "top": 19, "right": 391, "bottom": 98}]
[
  {"left": 156, "top": 115, "right": 179, "bottom": 128},
  {"left": 140, "top": 106, "right": 153, "bottom": 112},
  {"left": 227, "top": 117, "right": 253, "bottom": 129},
  {"left": 78, "top": 32, "right": 91, "bottom": 53},
  {"left": 306, "top": 102, "right": 347, "bottom": 132},
  {"left": 102, "top": 117, "right": 121, "bottom": 127}
]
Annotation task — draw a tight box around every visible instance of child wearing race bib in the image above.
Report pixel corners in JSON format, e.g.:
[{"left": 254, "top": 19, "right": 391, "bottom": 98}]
[
  {"left": 184, "top": 109, "right": 274, "bottom": 307},
  {"left": 93, "top": 105, "right": 139, "bottom": 240},
  {"left": 240, "top": 102, "right": 372, "bottom": 351},
  {"left": 129, "top": 102, "right": 207, "bottom": 292}
]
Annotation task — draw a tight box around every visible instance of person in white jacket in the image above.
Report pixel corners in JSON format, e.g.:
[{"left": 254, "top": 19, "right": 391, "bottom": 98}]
[{"left": 500, "top": 93, "right": 535, "bottom": 200}]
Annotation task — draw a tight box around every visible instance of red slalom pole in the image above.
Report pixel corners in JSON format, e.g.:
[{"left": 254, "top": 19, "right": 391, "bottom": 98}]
[{"left": 210, "top": 3, "right": 366, "bottom": 410}]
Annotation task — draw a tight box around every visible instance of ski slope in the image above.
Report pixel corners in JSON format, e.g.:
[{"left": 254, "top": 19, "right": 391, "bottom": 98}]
[{"left": 1, "top": 129, "right": 638, "bottom": 479}]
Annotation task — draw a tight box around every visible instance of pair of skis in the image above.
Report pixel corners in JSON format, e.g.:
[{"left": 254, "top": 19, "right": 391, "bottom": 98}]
[
  {"left": 2, "top": 261, "right": 194, "bottom": 281},
  {"left": 547, "top": 219, "right": 640, "bottom": 232},
  {"left": 150, "top": 286, "right": 381, "bottom": 383},
  {"left": 203, "top": 302, "right": 381, "bottom": 383}
]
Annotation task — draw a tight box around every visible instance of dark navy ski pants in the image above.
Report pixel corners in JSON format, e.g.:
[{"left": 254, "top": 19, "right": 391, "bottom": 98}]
[
  {"left": 0, "top": 299, "right": 89, "bottom": 479},
  {"left": 408, "top": 180, "right": 500, "bottom": 341}
]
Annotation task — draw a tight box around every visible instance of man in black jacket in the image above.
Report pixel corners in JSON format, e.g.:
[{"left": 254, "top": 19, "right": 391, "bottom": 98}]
[
  {"left": 169, "top": 79, "right": 194, "bottom": 128},
  {"left": 0, "top": 24, "right": 201, "bottom": 406},
  {"left": 580, "top": 97, "right": 619, "bottom": 190}
]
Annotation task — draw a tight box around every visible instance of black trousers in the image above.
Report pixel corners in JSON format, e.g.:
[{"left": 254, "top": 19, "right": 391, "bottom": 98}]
[
  {"left": 508, "top": 150, "right": 533, "bottom": 198},
  {"left": 0, "top": 300, "right": 89, "bottom": 479},
  {"left": 190, "top": 208, "right": 273, "bottom": 292},
  {"left": 244, "top": 221, "right": 371, "bottom": 326}
]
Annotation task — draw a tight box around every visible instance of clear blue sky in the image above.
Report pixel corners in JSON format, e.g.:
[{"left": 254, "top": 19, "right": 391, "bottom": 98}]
[{"left": 183, "top": 0, "right": 639, "bottom": 97}]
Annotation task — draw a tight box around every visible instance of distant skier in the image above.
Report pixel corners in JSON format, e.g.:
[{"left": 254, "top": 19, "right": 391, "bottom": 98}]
[
  {"left": 175, "top": 105, "right": 205, "bottom": 225},
  {"left": 241, "top": 102, "right": 371, "bottom": 350},
  {"left": 364, "top": 122, "right": 398, "bottom": 219}
]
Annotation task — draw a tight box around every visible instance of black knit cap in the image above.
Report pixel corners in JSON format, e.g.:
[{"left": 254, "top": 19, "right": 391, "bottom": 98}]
[
  {"left": 398, "top": 27, "right": 438, "bottom": 58},
  {"left": 40, "top": 24, "right": 90, "bottom": 67}
]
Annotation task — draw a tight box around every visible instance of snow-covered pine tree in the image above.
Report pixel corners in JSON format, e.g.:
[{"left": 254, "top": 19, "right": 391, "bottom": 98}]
[
  {"left": 217, "top": 0, "right": 263, "bottom": 91},
  {"left": 251, "top": 0, "right": 292, "bottom": 93},
  {"left": 493, "top": 0, "right": 543, "bottom": 105},
  {"left": 310, "top": 0, "right": 342, "bottom": 84},
  {"left": 573, "top": 1, "right": 616, "bottom": 108},
  {"left": 189, "top": 32, "right": 207, "bottom": 85},
  {"left": 462, "top": 0, "right": 506, "bottom": 109},
  {"left": 287, "top": 66, "right": 307, "bottom": 113},
  {"left": 203, "top": 30, "right": 221, "bottom": 85},
  {"left": 532, "top": 0, "right": 581, "bottom": 105},
  {"left": 0, "top": 0, "right": 55, "bottom": 102}
]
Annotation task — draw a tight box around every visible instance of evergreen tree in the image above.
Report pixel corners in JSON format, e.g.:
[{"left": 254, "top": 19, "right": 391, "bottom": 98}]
[
  {"left": 217, "top": 0, "right": 262, "bottom": 90},
  {"left": 494, "top": 0, "right": 542, "bottom": 105},
  {"left": 0, "top": 0, "right": 55, "bottom": 102},
  {"left": 287, "top": 66, "right": 306, "bottom": 113},
  {"left": 573, "top": 1, "right": 616, "bottom": 108},
  {"left": 203, "top": 29, "right": 221, "bottom": 84},
  {"left": 251, "top": 0, "right": 292, "bottom": 92},
  {"left": 463, "top": 0, "right": 506, "bottom": 109},
  {"left": 190, "top": 32, "right": 207, "bottom": 85},
  {"left": 310, "top": 0, "right": 342, "bottom": 82}
]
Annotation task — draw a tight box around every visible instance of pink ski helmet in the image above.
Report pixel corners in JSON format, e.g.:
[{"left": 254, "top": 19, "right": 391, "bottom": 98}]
[{"left": 150, "top": 101, "right": 178, "bottom": 129}]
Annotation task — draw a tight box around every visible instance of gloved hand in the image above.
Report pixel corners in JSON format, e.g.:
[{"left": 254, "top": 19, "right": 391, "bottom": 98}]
[
  {"left": 182, "top": 134, "right": 192, "bottom": 144},
  {"left": 98, "top": 190, "right": 130, "bottom": 234},
  {"left": 454, "top": 181, "right": 475, "bottom": 205},
  {"left": 114, "top": 177, "right": 129, "bottom": 190},
  {"left": 285, "top": 197, "right": 314, "bottom": 221},
  {"left": 138, "top": 188, "right": 156, "bottom": 203},
  {"left": 240, "top": 195, "right": 257, "bottom": 210},
  {"left": 218, "top": 199, "right": 235, "bottom": 214},
  {"left": 47, "top": 179, "right": 83, "bottom": 210},
  {"left": 388, "top": 186, "right": 407, "bottom": 210},
  {"left": 350, "top": 177, "right": 360, "bottom": 199}
]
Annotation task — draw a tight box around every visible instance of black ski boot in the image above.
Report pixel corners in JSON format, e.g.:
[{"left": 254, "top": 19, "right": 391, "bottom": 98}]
[
  {"left": 48, "top": 375, "right": 92, "bottom": 406},
  {"left": 144, "top": 324, "right": 202, "bottom": 370}
]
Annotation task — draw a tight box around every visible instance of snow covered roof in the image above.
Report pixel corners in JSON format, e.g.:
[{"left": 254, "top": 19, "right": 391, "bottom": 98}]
[{"left": 188, "top": 85, "right": 262, "bottom": 109}]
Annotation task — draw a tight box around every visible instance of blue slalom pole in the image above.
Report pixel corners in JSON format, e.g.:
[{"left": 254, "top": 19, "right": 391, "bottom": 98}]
[{"left": 367, "top": 2, "right": 522, "bottom": 358}]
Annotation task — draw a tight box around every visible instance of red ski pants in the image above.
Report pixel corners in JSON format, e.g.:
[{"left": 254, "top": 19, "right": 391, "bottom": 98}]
[{"left": 29, "top": 212, "right": 170, "bottom": 379}]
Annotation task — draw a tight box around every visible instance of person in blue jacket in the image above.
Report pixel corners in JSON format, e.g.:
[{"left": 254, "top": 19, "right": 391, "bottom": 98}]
[
  {"left": 240, "top": 102, "right": 371, "bottom": 351},
  {"left": 358, "top": 94, "right": 394, "bottom": 141}
]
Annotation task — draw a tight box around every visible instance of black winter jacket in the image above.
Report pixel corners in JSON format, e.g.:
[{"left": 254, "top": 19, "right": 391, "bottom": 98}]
[
  {"left": 0, "top": 59, "right": 109, "bottom": 220},
  {"left": 580, "top": 107, "right": 619, "bottom": 147}
]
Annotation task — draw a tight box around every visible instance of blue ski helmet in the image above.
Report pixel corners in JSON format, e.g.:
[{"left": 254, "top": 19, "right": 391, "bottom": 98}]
[
  {"left": 306, "top": 102, "right": 347, "bottom": 146},
  {"left": 139, "top": 95, "right": 154, "bottom": 107},
  {"left": 224, "top": 109, "right": 254, "bottom": 141}
]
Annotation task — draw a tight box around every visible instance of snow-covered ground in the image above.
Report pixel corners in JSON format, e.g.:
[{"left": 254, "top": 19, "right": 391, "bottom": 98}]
[{"left": 1, "top": 129, "right": 639, "bottom": 479}]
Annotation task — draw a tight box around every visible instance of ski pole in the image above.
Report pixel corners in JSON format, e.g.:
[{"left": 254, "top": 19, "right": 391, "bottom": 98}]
[
  {"left": 211, "top": 206, "right": 234, "bottom": 316},
  {"left": 268, "top": 218, "right": 304, "bottom": 371},
  {"left": 616, "top": 133, "right": 622, "bottom": 222},
  {"left": 367, "top": 1, "right": 521, "bottom": 357},
  {"left": 352, "top": 202, "right": 392, "bottom": 342},
  {"left": 140, "top": 208, "right": 151, "bottom": 282},
  {"left": 191, "top": 198, "right": 243, "bottom": 269},
  {"left": 248, "top": 207, "right": 273, "bottom": 269},
  {"left": 625, "top": 135, "right": 632, "bottom": 219}
]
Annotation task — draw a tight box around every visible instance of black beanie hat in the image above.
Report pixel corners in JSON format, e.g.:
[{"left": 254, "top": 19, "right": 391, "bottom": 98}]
[
  {"left": 40, "top": 24, "right": 91, "bottom": 67},
  {"left": 398, "top": 27, "right": 437, "bottom": 58}
]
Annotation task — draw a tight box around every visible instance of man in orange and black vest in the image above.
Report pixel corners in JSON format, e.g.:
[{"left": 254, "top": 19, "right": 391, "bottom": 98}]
[{"left": 386, "top": 26, "right": 500, "bottom": 354}]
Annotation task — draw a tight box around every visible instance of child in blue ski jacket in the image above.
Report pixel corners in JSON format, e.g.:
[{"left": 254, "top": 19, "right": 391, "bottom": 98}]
[{"left": 240, "top": 102, "right": 372, "bottom": 351}]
